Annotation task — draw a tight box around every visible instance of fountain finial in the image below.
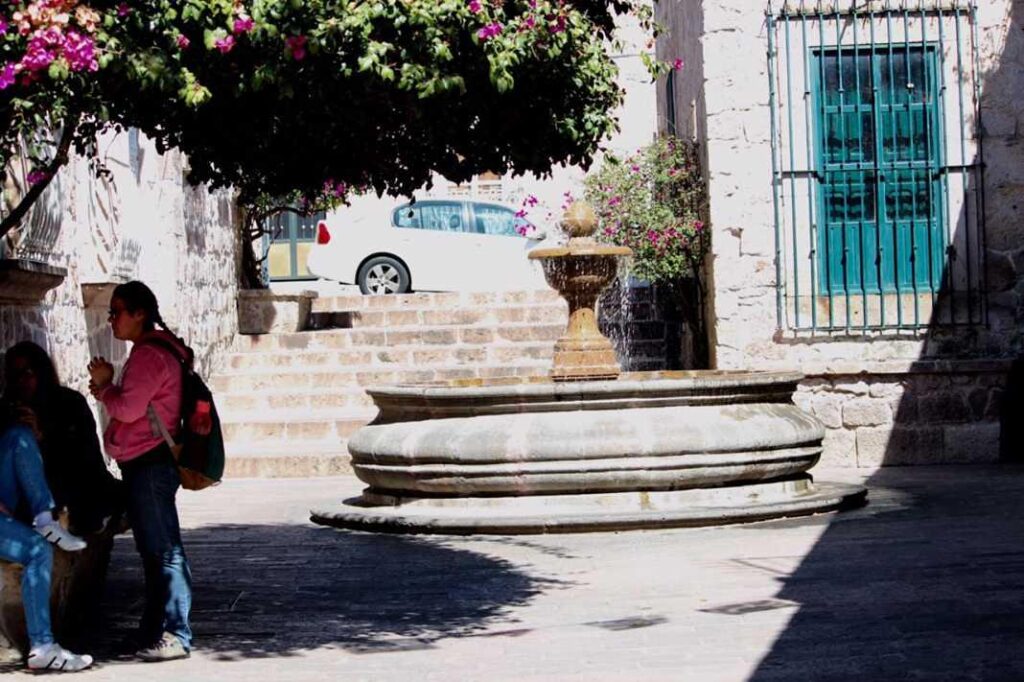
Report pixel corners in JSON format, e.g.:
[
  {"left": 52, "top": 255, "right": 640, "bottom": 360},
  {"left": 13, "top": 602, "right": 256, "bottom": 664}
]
[{"left": 560, "top": 201, "right": 598, "bottom": 240}]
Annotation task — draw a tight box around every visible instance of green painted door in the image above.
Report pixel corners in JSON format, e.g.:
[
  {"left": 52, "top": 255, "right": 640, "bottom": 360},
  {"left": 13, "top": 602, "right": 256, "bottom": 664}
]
[{"left": 813, "top": 45, "right": 944, "bottom": 294}]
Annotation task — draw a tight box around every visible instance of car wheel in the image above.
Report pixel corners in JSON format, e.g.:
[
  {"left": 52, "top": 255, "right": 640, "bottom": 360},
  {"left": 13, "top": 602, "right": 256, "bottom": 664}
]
[{"left": 357, "top": 256, "right": 410, "bottom": 295}]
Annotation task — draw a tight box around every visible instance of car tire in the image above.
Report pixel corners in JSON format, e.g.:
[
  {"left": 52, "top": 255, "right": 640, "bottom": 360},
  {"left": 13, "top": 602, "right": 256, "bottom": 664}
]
[{"left": 357, "top": 256, "right": 411, "bottom": 295}]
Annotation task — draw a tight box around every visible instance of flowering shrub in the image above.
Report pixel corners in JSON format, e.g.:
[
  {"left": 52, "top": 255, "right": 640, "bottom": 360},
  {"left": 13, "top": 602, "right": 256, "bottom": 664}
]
[{"left": 584, "top": 136, "right": 707, "bottom": 284}]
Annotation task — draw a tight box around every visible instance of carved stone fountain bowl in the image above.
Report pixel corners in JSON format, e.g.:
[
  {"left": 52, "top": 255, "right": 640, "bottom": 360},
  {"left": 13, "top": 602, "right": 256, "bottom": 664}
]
[{"left": 348, "top": 370, "right": 826, "bottom": 497}]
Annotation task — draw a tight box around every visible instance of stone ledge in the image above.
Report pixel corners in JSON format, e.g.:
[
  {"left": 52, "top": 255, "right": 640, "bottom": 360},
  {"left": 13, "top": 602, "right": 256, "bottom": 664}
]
[
  {"left": 237, "top": 288, "right": 317, "bottom": 335},
  {"left": 0, "top": 259, "right": 66, "bottom": 305},
  {"left": 801, "top": 358, "right": 1014, "bottom": 378}
]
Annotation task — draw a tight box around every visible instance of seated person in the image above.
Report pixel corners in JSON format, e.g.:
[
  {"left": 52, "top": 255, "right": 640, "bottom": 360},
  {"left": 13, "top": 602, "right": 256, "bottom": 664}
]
[
  {"left": 2, "top": 342, "right": 123, "bottom": 535},
  {"left": 0, "top": 421, "right": 93, "bottom": 671}
]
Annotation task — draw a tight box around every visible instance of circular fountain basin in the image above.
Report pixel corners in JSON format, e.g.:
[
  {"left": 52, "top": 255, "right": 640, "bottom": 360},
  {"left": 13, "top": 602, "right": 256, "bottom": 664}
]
[{"left": 311, "top": 371, "right": 867, "bottom": 534}]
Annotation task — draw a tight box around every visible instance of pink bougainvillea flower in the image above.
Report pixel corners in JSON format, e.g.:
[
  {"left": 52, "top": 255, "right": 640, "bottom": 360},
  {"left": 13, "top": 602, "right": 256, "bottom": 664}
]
[
  {"left": 693, "top": 220, "right": 704, "bottom": 231},
  {"left": 608, "top": 196, "right": 621, "bottom": 207},
  {"left": 672, "top": 58, "right": 684, "bottom": 71},
  {"left": 285, "top": 35, "right": 307, "bottom": 60},
  {"left": 476, "top": 22, "right": 503, "bottom": 40},
  {"left": 549, "top": 14, "right": 567, "bottom": 34},
  {"left": 630, "top": 164, "right": 640, "bottom": 172},
  {"left": 116, "top": 3, "right": 130, "bottom": 17},
  {"left": 63, "top": 30, "right": 98, "bottom": 72},
  {"left": 176, "top": 34, "right": 190, "bottom": 49},
  {"left": 26, "top": 170, "right": 50, "bottom": 185},
  {"left": 468, "top": 0, "right": 483, "bottom": 14},
  {"left": 0, "top": 63, "right": 15, "bottom": 90},
  {"left": 233, "top": 16, "right": 254, "bottom": 34},
  {"left": 215, "top": 35, "right": 235, "bottom": 53},
  {"left": 0, "top": 19, "right": 7, "bottom": 36},
  {"left": 525, "top": 194, "right": 538, "bottom": 207}
]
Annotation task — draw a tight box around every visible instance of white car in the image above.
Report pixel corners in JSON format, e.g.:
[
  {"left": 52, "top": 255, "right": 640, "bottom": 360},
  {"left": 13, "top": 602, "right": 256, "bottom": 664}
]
[{"left": 307, "top": 199, "right": 550, "bottom": 294}]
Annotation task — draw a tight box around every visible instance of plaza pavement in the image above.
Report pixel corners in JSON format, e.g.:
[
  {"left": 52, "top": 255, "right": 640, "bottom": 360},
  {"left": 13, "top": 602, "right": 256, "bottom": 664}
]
[{"left": 10, "top": 465, "right": 1024, "bottom": 681}]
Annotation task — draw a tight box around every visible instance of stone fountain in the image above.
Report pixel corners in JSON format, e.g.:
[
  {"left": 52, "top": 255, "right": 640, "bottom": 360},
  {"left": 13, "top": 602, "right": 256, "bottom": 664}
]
[{"left": 311, "top": 204, "right": 866, "bottom": 534}]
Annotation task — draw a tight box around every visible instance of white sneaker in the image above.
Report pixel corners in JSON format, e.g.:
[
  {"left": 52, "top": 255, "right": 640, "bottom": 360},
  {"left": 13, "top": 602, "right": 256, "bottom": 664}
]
[
  {"left": 27, "top": 642, "right": 94, "bottom": 672},
  {"left": 33, "top": 521, "right": 87, "bottom": 552}
]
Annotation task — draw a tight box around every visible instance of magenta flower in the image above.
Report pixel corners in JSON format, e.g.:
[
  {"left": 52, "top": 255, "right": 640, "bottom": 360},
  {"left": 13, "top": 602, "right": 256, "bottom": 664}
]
[
  {"left": 116, "top": 3, "right": 130, "bottom": 17},
  {"left": 21, "top": 34, "right": 57, "bottom": 72},
  {"left": 214, "top": 35, "right": 235, "bottom": 53},
  {"left": 630, "top": 164, "right": 640, "bottom": 173},
  {"left": 477, "top": 22, "right": 503, "bottom": 40},
  {"left": 0, "top": 19, "right": 7, "bottom": 36},
  {"left": 176, "top": 34, "right": 190, "bottom": 49},
  {"left": 26, "top": 170, "right": 50, "bottom": 185},
  {"left": 549, "top": 14, "right": 566, "bottom": 34},
  {"left": 693, "top": 220, "right": 704, "bottom": 231},
  {"left": 468, "top": 0, "right": 483, "bottom": 13},
  {"left": 647, "top": 230, "right": 659, "bottom": 243},
  {"left": 525, "top": 194, "right": 538, "bottom": 207},
  {"left": 0, "top": 63, "right": 15, "bottom": 90},
  {"left": 233, "top": 16, "right": 254, "bottom": 35},
  {"left": 672, "top": 58, "right": 684, "bottom": 71},
  {"left": 285, "top": 35, "right": 307, "bottom": 60},
  {"left": 63, "top": 30, "right": 98, "bottom": 72}
]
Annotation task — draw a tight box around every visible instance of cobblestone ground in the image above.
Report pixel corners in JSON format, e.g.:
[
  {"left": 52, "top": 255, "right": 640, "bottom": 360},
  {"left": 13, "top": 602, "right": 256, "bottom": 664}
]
[{"left": 6, "top": 465, "right": 1024, "bottom": 681}]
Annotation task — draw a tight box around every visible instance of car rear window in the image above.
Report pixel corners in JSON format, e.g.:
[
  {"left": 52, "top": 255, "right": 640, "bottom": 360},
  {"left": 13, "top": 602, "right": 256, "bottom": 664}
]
[{"left": 394, "top": 202, "right": 465, "bottom": 232}]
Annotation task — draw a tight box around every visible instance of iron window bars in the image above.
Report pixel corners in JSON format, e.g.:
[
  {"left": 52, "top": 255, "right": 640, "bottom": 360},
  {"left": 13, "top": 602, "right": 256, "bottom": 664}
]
[{"left": 767, "top": 0, "right": 985, "bottom": 334}]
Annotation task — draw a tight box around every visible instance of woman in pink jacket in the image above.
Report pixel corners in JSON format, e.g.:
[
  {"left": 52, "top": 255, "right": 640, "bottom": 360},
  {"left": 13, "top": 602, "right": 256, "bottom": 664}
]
[{"left": 88, "top": 281, "right": 192, "bottom": 662}]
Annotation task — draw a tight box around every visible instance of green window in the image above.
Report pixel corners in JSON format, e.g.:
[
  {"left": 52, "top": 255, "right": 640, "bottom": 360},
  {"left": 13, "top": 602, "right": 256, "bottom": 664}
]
[{"left": 813, "top": 45, "right": 944, "bottom": 294}]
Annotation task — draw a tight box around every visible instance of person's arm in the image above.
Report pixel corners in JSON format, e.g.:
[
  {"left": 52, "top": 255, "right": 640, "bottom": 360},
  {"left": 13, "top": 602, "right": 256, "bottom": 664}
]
[{"left": 93, "top": 346, "right": 168, "bottom": 423}]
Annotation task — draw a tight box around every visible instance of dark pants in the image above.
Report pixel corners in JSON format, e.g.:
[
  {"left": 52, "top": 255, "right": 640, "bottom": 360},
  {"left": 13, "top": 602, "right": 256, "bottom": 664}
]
[{"left": 121, "top": 445, "right": 192, "bottom": 650}]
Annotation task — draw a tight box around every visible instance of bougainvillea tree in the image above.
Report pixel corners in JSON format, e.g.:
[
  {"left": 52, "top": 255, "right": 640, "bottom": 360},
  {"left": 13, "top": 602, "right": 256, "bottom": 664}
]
[{"left": 1, "top": 0, "right": 659, "bottom": 247}]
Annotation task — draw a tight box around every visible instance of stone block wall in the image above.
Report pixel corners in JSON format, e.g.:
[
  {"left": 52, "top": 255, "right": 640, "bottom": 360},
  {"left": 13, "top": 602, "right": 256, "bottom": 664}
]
[
  {"left": 794, "top": 362, "right": 1007, "bottom": 467},
  {"left": 677, "top": 0, "right": 1023, "bottom": 466},
  {"left": 0, "top": 130, "right": 240, "bottom": 396}
]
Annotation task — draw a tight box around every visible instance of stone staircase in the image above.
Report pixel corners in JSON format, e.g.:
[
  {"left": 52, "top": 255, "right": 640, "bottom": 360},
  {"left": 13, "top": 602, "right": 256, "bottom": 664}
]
[{"left": 213, "top": 289, "right": 569, "bottom": 477}]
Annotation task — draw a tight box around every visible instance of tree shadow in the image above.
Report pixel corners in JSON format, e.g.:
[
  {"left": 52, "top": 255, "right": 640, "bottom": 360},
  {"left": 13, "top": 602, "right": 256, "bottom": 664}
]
[{"left": 88, "top": 523, "right": 563, "bottom": 661}]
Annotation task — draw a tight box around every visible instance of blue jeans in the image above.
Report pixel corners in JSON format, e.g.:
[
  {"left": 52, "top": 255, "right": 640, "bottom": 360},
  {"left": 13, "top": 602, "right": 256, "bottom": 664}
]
[
  {"left": 121, "top": 447, "right": 192, "bottom": 650},
  {"left": 0, "top": 425, "right": 56, "bottom": 648}
]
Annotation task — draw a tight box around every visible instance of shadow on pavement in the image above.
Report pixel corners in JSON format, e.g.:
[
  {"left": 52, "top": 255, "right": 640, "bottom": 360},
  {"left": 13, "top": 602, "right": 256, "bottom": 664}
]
[
  {"left": 747, "top": 466, "right": 1024, "bottom": 681},
  {"left": 91, "top": 523, "right": 562, "bottom": 661}
]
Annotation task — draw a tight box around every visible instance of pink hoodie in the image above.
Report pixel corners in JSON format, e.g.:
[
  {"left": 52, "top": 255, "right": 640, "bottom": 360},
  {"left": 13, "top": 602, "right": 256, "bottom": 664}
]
[{"left": 97, "top": 330, "right": 188, "bottom": 463}]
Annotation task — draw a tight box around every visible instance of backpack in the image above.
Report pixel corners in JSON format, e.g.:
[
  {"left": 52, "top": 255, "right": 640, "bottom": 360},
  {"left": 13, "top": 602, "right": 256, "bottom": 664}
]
[{"left": 143, "top": 337, "right": 225, "bottom": 490}]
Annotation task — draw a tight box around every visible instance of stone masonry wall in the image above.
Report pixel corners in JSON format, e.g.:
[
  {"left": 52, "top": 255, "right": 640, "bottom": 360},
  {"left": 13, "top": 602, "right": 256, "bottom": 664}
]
[
  {"left": 694, "top": 0, "right": 1022, "bottom": 466},
  {"left": 0, "top": 130, "right": 239, "bottom": 397}
]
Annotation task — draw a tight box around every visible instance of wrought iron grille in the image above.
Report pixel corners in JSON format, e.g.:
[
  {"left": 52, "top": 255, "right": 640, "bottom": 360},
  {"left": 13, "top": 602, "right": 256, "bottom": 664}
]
[{"left": 766, "top": 0, "right": 986, "bottom": 334}]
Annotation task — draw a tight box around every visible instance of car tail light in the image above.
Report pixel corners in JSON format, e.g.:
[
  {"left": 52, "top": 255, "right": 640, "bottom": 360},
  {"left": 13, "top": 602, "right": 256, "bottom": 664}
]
[{"left": 316, "top": 221, "right": 331, "bottom": 245}]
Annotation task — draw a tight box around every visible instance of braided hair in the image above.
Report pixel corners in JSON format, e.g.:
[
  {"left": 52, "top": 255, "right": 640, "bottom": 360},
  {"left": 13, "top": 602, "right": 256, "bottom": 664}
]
[{"left": 112, "top": 281, "right": 194, "bottom": 364}]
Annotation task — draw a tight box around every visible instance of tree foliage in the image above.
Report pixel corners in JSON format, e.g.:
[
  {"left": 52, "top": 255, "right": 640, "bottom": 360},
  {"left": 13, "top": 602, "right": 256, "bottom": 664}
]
[{"left": 1, "top": 0, "right": 654, "bottom": 239}]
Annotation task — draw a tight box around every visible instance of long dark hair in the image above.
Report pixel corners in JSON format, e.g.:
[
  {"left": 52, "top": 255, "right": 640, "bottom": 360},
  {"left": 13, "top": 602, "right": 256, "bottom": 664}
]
[
  {"left": 2, "top": 340, "right": 61, "bottom": 408},
  {"left": 112, "top": 281, "right": 193, "bottom": 362}
]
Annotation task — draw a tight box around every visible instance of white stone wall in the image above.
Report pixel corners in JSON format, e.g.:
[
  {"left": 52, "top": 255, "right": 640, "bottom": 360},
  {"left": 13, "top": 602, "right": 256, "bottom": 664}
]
[
  {"left": 687, "top": 0, "right": 1022, "bottom": 465},
  {"left": 0, "top": 131, "right": 239, "bottom": 396}
]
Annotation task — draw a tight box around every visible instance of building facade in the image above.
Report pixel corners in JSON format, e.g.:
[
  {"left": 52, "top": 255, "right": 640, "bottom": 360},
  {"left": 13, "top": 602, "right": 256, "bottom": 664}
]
[
  {"left": 659, "top": 0, "right": 1022, "bottom": 465},
  {"left": 0, "top": 131, "right": 240, "bottom": 395}
]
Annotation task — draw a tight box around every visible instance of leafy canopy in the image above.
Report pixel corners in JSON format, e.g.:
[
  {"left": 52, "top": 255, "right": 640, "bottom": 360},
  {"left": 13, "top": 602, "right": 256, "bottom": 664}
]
[{"left": 1, "top": 0, "right": 652, "bottom": 235}]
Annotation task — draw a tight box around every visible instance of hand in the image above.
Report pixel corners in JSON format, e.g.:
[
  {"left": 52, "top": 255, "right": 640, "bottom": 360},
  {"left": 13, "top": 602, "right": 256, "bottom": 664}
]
[
  {"left": 87, "top": 356, "right": 114, "bottom": 390},
  {"left": 14, "top": 405, "right": 42, "bottom": 441}
]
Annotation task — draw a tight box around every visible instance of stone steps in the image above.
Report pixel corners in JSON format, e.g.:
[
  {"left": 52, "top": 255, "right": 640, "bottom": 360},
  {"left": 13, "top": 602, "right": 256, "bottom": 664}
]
[
  {"left": 211, "top": 361, "right": 552, "bottom": 395},
  {"left": 214, "top": 290, "right": 571, "bottom": 478},
  {"left": 220, "top": 345, "right": 556, "bottom": 371},
  {"left": 230, "top": 322, "right": 567, "bottom": 353}
]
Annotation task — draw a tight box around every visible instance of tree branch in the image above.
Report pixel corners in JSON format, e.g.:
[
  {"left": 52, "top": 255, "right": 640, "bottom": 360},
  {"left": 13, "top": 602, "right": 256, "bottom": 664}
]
[{"left": 0, "top": 110, "right": 83, "bottom": 241}]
